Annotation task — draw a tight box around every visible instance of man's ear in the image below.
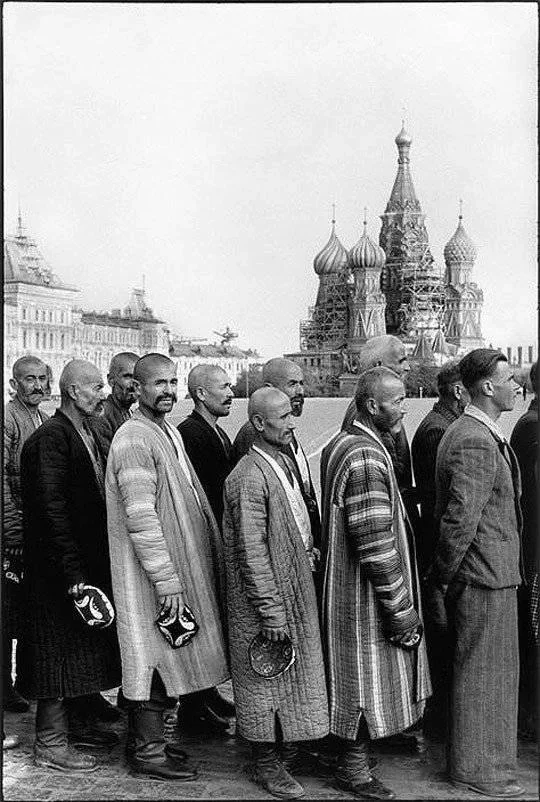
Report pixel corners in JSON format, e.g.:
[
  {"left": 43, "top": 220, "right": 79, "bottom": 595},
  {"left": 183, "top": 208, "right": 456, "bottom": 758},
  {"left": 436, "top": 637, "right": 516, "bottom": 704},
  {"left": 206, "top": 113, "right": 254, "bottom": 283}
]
[
  {"left": 365, "top": 398, "right": 378, "bottom": 416},
  {"left": 195, "top": 386, "right": 206, "bottom": 403},
  {"left": 251, "top": 413, "right": 264, "bottom": 433},
  {"left": 66, "top": 383, "right": 79, "bottom": 402},
  {"left": 9, "top": 377, "right": 18, "bottom": 393},
  {"left": 481, "top": 378, "right": 494, "bottom": 398}
]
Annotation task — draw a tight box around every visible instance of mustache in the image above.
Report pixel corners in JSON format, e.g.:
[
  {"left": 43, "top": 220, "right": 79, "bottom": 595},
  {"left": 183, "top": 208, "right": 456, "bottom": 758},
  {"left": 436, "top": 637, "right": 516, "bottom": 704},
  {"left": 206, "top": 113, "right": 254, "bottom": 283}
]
[{"left": 156, "top": 394, "right": 176, "bottom": 402}]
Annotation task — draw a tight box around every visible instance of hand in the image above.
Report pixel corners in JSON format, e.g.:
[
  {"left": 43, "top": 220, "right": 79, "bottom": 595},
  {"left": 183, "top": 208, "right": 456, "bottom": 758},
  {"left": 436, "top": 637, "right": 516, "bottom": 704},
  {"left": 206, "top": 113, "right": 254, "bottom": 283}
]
[
  {"left": 3, "top": 545, "right": 23, "bottom": 558},
  {"left": 158, "top": 591, "right": 185, "bottom": 619},
  {"left": 261, "top": 625, "right": 288, "bottom": 642},
  {"left": 68, "top": 582, "right": 86, "bottom": 599}
]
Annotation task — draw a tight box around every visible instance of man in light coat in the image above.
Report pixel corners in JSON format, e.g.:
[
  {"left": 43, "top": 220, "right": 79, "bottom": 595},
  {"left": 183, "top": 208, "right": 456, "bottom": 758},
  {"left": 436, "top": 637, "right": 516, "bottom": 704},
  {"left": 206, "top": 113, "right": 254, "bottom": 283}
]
[
  {"left": 223, "top": 387, "right": 329, "bottom": 800},
  {"left": 105, "top": 353, "right": 229, "bottom": 782},
  {"left": 432, "top": 349, "right": 523, "bottom": 797},
  {"left": 321, "top": 367, "right": 430, "bottom": 800}
]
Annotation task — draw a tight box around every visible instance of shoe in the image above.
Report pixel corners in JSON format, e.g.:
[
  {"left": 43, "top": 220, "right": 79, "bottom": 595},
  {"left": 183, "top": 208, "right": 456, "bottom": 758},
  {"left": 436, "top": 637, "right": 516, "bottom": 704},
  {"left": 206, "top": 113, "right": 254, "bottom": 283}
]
[
  {"left": 3, "top": 734, "right": 20, "bottom": 750},
  {"left": 165, "top": 741, "right": 189, "bottom": 764},
  {"left": 34, "top": 745, "right": 98, "bottom": 773},
  {"left": 127, "top": 707, "right": 197, "bottom": 782},
  {"left": 335, "top": 775, "right": 396, "bottom": 800},
  {"left": 202, "top": 686, "right": 235, "bottom": 719},
  {"left": 451, "top": 779, "right": 524, "bottom": 798},
  {"left": 252, "top": 742, "right": 305, "bottom": 799},
  {"left": 3, "top": 688, "right": 30, "bottom": 713},
  {"left": 87, "top": 693, "right": 121, "bottom": 723},
  {"left": 69, "top": 723, "right": 120, "bottom": 748},
  {"left": 129, "top": 754, "right": 197, "bottom": 781}
]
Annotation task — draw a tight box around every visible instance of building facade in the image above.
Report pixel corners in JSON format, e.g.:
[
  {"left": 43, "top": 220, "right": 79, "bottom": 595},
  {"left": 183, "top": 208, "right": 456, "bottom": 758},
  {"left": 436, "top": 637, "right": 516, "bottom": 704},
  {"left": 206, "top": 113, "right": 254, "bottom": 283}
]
[
  {"left": 287, "top": 125, "right": 486, "bottom": 388},
  {"left": 4, "top": 215, "right": 259, "bottom": 395}
]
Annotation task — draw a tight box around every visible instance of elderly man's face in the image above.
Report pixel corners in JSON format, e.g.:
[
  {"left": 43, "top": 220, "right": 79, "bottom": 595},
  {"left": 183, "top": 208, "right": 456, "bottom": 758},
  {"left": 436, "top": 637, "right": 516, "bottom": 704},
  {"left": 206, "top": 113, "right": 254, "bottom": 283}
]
[
  {"left": 272, "top": 365, "right": 305, "bottom": 417},
  {"left": 371, "top": 377, "right": 407, "bottom": 434},
  {"left": 199, "top": 369, "right": 234, "bottom": 418},
  {"left": 260, "top": 396, "right": 296, "bottom": 447},
  {"left": 110, "top": 357, "right": 138, "bottom": 408},
  {"left": 11, "top": 361, "right": 48, "bottom": 407},
  {"left": 383, "top": 344, "right": 411, "bottom": 378},
  {"left": 73, "top": 369, "right": 106, "bottom": 417}
]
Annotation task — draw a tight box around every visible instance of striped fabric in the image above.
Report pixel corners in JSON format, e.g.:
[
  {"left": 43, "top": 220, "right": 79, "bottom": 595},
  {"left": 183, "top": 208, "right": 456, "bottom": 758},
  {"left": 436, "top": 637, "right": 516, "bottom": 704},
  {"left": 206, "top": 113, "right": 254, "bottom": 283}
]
[{"left": 321, "top": 426, "right": 431, "bottom": 740}]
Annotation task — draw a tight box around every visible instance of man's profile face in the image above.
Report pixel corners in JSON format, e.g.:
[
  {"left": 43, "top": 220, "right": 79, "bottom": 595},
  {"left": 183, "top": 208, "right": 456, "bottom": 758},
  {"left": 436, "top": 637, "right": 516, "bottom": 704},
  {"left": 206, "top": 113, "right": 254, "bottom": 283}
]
[
  {"left": 382, "top": 344, "right": 411, "bottom": 378},
  {"left": 455, "top": 381, "right": 470, "bottom": 413},
  {"left": 110, "top": 357, "right": 138, "bottom": 407},
  {"left": 139, "top": 363, "right": 178, "bottom": 415},
  {"left": 11, "top": 361, "right": 49, "bottom": 408},
  {"left": 73, "top": 369, "right": 106, "bottom": 417},
  {"left": 272, "top": 365, "right": 304, "bottom": 417},
  {"left": 199, "top": 370, "right": 234, "bottom": 418},
  {"left": 371, "top": 377, "right": 406, "bottom": 434},
  {"left": 489, "top": 361, "right": 520, "bottom": 413},
  {"left": 259, "top": 397, "right": 296, "bottom": 447}
]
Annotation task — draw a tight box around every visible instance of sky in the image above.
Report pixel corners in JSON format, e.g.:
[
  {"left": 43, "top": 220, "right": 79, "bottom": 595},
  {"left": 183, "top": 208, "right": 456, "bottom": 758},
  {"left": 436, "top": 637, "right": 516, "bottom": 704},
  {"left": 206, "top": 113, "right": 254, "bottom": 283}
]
[{"left": 4, "top": 2, "right": 537, "bottom": 359}]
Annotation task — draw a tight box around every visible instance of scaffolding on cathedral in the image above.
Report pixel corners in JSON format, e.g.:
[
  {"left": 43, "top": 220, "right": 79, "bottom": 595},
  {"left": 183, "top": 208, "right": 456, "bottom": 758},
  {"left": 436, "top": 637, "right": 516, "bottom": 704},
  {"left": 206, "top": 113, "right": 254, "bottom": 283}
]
[
  {"left": 396, "top": 241, "right": 446, "bottom": 342},
  {"left": 299, "top": 272, "right": 351, "bottom": 351}
]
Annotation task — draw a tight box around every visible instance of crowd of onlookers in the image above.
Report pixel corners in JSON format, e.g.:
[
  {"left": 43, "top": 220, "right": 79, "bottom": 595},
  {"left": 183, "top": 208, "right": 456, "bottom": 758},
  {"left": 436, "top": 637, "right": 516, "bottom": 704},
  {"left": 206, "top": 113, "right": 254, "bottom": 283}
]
[{"left": 3, "top": 335, "right": 537, "bottom": 800}]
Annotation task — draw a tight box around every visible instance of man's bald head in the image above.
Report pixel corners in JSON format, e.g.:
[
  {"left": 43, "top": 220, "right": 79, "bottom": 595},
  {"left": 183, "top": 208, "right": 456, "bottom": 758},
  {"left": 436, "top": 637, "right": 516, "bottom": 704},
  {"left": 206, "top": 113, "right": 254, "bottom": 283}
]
[
  {"left": 248, "top": 387, "right": 295, "bottom": 448},
  {"left": 262, "top": 358, "right": 304, "bottom": 416},
  {"left": 109, "top": 352, "right": 138, "bottom": 378},
  {"left": 357, "top": 335, "right": 410, "bottom": 378},
  {"left": 355, "top": 366, "right": 406, "bottom": 434},
  {"left": 10, "top": 355, "right": 48, "bottom": 407},
  {"left": 108, "top": 351, "right": 139, "bottom": 408},
  {"left": 59, "top": 359, "right": 106, "bottom": 417},
  {"left": 187, "top": 364, "right": 233, "bottom": 418},
  {"left": 133, "top": 353, "right": 175, "bottom": 384}
]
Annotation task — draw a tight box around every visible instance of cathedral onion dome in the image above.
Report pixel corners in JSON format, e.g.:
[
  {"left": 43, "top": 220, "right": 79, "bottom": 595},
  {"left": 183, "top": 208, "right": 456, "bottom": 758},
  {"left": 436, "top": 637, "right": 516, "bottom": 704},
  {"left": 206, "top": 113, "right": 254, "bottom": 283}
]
[
  {"left": 395, "top": 124, "right": 413, "bottom": 147},
  {"left": 313, "top": 222, "right": 349, "bottom": 275},
  {"left": 444, "top": 215, "right": 478, "bottom": 264},
  {"left": 349, "top": 221, "right": 386, "bottom": 270}
]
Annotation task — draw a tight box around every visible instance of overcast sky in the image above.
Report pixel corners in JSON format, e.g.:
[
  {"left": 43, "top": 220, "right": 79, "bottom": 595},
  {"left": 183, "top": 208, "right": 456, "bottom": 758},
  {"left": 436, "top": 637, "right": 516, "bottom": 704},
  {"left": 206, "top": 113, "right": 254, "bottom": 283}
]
[{"left": 4, "top": 2, "right": 537, "bottom": 359}]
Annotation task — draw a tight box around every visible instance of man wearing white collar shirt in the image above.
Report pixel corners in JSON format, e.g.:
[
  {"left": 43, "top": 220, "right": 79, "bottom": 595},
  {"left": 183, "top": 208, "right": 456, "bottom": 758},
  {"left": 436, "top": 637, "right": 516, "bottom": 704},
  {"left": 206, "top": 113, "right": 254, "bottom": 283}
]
[
  {"left": 431, "top": 349, "right": 523, "bottom": 798},
  {"left": 321, "top": 367, "right": 430, "bottom": 801}
]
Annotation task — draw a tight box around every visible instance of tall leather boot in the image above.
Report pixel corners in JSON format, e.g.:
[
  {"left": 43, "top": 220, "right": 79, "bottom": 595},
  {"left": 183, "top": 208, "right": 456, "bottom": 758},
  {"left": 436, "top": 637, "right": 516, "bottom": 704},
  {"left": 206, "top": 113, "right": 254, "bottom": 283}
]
[
  {"left": 34, "top": 698, "right": 97, "bottom": 773},
  {"left": 127, "top": 707, "right": 197, "bottom": 781},
  {"left": 251, "top": 741, "right": 305, "bottom": 799},
  {"left": 335, "top": 739, "right": 395, "bottom": 800}
]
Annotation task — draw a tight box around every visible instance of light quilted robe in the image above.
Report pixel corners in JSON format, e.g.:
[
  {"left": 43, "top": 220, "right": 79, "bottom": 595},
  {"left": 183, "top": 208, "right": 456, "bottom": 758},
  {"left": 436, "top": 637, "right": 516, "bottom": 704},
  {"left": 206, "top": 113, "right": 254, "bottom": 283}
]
[
  {"left": 105, "top": 411, "right": 229, "bottom": 700},
  {"left": 222, "top": 449, "right": 329, "bottom": 742}
]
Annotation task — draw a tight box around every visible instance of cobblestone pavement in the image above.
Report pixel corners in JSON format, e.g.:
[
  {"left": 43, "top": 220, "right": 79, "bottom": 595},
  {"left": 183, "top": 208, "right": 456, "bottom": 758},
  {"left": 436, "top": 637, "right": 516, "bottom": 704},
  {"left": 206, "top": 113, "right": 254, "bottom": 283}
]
[{"left": 2, "top": 686, "right": 538, "bottom": 801}]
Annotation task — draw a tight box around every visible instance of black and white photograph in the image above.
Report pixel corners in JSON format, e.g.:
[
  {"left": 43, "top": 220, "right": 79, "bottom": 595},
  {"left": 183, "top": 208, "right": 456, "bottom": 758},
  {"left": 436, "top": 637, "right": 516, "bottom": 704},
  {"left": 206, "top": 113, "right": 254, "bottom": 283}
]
[{"left": 2, "top": 3, "right": 537, "bottom": 800}]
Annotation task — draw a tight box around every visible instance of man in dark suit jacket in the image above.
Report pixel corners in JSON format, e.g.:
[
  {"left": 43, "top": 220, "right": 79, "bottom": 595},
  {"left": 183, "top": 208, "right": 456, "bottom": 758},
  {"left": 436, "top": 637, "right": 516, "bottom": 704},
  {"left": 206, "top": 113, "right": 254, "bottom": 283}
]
[
  {"left": 411, "top": 358, "right": 469, "bottom": 741},
  {"left": 19, "top": 359, "right": 121, "bottom": 774},
  {"left": 94, "top": 352, "right": 139, "bottom": 447},
  {"left": 432, "top": 349, "right": 523, "bottom": 798},
  {"left": 233, "top": 358, "right": 321, "bottom": 557},
  {"left": 510, "top": 361, "right": 538, "bottom": 741},
  {"left": 177, "top": 364, "right": 235, "bottom": 735}
]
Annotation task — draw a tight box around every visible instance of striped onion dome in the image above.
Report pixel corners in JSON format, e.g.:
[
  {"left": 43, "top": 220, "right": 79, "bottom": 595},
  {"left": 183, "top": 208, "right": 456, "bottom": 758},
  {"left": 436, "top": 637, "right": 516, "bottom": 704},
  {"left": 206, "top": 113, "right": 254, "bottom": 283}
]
[
  {"left": 444, "top": 216, "right": 478, "bottom": 264},
  {"left": 313, "top": 222, "right": 349, "bottom": 275},
  {"left": 349, "top": 221, "right": 386, "bottom": 270}
]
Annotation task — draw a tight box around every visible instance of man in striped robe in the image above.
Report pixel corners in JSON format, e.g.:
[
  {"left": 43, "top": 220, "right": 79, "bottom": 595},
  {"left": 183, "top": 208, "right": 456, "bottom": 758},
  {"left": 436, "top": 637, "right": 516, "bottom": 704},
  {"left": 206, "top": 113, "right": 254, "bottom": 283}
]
[{"left": 321, "top": 367, "right": 431, "bottom": 800}]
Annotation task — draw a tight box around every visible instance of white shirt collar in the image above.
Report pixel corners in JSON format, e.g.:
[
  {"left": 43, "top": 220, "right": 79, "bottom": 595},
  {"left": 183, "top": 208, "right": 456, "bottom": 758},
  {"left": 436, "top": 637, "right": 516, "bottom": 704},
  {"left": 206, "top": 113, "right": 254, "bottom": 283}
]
[{"left": 464, "top": 404, "right": 506, "bottom": 443}]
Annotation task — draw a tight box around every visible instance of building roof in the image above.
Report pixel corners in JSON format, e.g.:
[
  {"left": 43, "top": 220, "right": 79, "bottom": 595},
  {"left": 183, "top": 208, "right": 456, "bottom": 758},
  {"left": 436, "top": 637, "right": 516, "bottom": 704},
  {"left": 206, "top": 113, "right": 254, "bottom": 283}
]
[
  {"left": 444, "top": 214, "right": 478, "bottom": 264},
  {"left": 349, "top": 219, "right": 386, "bottom": 270},
  {"left": 4, "top": 214, "right": 78, "bottom": 291},
  {"left": 313, "top": 221, "right": 349, "bottom": 275},
  {"left": 383, "top": 125, "right": 421, "bottom": 213}
]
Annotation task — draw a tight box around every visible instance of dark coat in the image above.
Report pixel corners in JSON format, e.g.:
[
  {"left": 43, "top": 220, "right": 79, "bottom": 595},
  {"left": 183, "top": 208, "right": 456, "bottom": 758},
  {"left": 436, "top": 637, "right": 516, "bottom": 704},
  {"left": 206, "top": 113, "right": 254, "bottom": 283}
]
[
  {"left": 411, "top": 401, "right": 460, "bottom": 575},
  {"left": 510, "top": 398, "right": 538, "bottom": 576},
  {"left": 178, "top": 410, "right": 233, "bottom": 528},
  {"left": 232, "top": 420, "right": 321, "bottom": 549},
  {"left": 433, "top": 413, "right": 523, "bottom": 589},
  {"left": 89, "top": 394, "right": 131, "bottom": 453},
  {"left": 17, "top": 409, "right": 121, "bottom": 699}
]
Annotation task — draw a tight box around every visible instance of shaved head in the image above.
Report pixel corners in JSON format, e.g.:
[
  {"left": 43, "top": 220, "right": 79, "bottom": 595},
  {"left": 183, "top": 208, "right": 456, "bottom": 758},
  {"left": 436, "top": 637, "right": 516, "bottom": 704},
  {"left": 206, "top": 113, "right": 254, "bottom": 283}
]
[
  {"left": 262, "top": 358, "right": 301, "bottom": 385},
  {"left": 357, "top": 335, "right": 410, "bottom": 377},
  {"left": 12, "top": 355, "right": 47, "bottom": 380},
  {"left": 59, "top": 359, "right": 105, "bottom": 417},
  {"left": 133, "top": 353, "right": 175, "bottom": 384},
  {"left": 248, "top": 386, "right": 289, "bottom": 420},
  {"left": 262, "top": 357, "right": 304, "bottom": 416},
  {"left": 187, "top": 364, "right": 227, "bottom": 400},
  {"left": 60, "top": 359, "right": 102, "bottom": 394},
  {"left": 108, "top": 351, "right": 138, "bottom": 377},
  {"left": 355, "top": 366, "right": 406, "bottom": 434}
]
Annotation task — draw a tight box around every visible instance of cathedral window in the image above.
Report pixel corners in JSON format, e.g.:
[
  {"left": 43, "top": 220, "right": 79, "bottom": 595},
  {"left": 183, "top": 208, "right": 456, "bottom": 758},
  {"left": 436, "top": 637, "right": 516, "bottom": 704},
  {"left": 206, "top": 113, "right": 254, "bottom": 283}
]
[
  {"left": 35, "top": 309, "right": 39, "bottom": 321},
  {"left": 42, "top": 332, "right": 47, "bottom": 349},
  {"left": 49, "top": 332, "right": 54, "bottom": 349},
  {"left": 35, "top": 332, "right": 39, "bottom": 348},
  {"left": 23, "top": 331, "right": 27, "bottom": 348},
  {"left": 22, "top": 308, "right": 27, "bottom": 321},
  {"left": 61, "top": 334, "right": 65, "bottom": 349}
]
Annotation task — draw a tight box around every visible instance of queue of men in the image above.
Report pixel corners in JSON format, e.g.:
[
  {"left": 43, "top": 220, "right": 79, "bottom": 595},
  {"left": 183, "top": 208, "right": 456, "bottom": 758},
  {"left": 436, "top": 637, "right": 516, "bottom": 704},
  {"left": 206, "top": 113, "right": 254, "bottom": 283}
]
[{"left": 2, "top": 341, "right": 536, "bottom": 800}]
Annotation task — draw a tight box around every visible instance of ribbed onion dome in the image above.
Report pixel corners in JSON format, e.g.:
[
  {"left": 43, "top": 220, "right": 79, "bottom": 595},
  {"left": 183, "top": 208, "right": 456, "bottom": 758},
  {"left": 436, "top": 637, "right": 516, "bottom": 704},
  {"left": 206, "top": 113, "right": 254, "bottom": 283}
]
[
  {"left": 349, "top": 222, "right": 386, "bottom": 270},
  {"left": 313, "top": 223, "right": 349, "bottom": 275},
  {"left": 395, "top": 125, "right": 413, "bottom": 147},
  {"left": 444, "top": 217, "right": 478, "bottom": 264}
]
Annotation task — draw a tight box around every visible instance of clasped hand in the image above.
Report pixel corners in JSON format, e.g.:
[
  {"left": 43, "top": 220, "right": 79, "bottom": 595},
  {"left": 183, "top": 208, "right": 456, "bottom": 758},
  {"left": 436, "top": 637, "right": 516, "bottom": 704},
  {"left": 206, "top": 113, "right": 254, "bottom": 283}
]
[
  {"left": 261, "top": 625, "right": 288, "bottom": 642},
  {"left": 158, "top": 591, "right": 185, "bottom": 618}
]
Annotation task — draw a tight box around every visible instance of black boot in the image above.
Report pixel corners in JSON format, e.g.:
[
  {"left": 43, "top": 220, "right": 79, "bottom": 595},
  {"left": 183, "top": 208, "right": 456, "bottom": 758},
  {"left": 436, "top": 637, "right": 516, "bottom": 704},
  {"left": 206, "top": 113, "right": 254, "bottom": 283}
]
[
  {"left": 251, "top": 741, "right": 305, "bottom": 799},
  {"left": 127, "top": 708, "right": 197, "bottom": 781},
  {"left": 66, "top": 699, "right": 120, "bottom": 749},
  {"left": 335, "top": 740, "right": 395, "bottom": 800},
  {"left": 178, "top": 690, "right": 231, "bottom": 736},
  {"left": 34, "top": 698, "right": 97, "bottom": 773},
  {"left": 201, "top": 686, "right": 235, "bottom": 718}
]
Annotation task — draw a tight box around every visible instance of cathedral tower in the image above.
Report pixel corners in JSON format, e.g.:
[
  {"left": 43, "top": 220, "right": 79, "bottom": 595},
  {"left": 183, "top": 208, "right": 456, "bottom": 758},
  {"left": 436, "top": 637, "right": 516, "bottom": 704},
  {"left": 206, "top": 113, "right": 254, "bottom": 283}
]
[
  {"left": 443, "top": 205, "right": 484, "bottom": 350},
  {"left": 379, "top": 125, "right": 443, "bottom": 338},
  {"left": 347, "top": 212, "right": 387, "bottom": 351}
]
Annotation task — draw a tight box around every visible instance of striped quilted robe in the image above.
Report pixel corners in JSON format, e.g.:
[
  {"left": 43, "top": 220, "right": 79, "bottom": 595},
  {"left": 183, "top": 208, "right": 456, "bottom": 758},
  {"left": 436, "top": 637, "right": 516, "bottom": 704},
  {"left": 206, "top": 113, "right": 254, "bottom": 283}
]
[
  {"left": 321, "top": 422, "right": 431, "bottom": 740},
  {"left": 105, "top": 411, "right": 229, "bottom": 700}
]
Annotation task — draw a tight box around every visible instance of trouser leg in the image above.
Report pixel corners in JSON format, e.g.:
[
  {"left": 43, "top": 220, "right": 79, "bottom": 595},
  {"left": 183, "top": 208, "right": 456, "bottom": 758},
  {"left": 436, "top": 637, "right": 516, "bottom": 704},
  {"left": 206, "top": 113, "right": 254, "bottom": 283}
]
[{"left": 35, "top": 698, "right": 68, "bottom": 751}]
